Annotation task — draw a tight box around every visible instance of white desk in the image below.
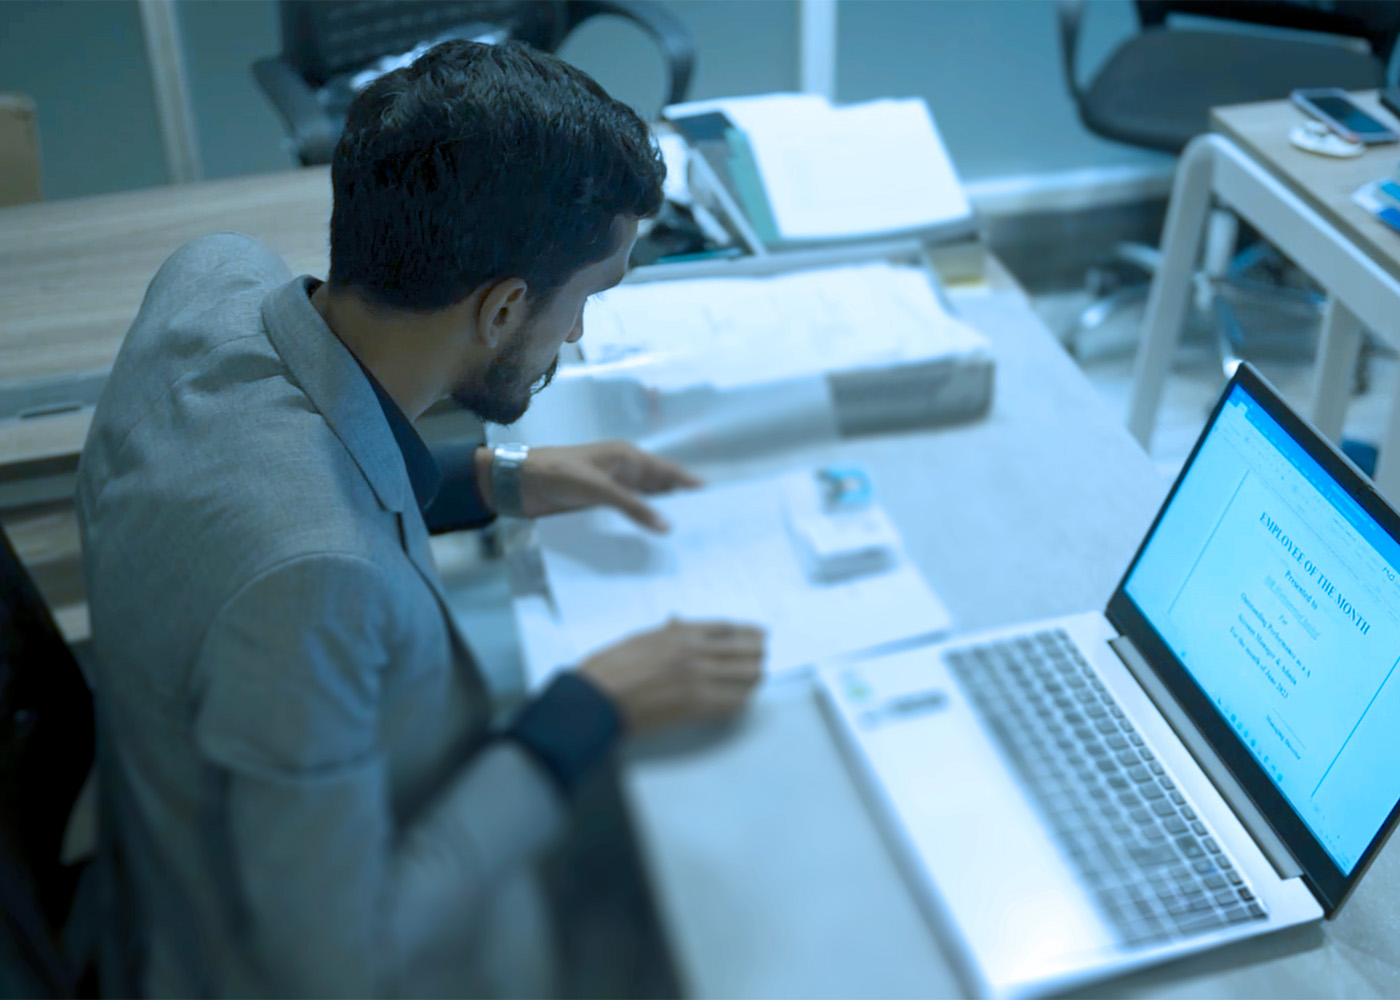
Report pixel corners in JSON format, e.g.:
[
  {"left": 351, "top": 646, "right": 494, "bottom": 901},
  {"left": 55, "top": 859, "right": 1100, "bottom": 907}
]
[
  {"left": 464, "top": 265, "right": 1400, "bottom": 996},
  {"left": 1129, "top": 92, "right": 1400, "bottom": 503},
  {"left": 627, "top": 281, "right": 1400, "bottom": 997},
  {"left": 611, "top": 285, "right": 1161, "bottom": 998}
]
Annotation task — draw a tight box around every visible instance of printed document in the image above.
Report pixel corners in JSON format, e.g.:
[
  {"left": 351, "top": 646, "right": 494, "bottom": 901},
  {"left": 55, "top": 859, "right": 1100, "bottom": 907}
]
[{"left": 533, "top": 471, "right": 952, "bottom": 678}]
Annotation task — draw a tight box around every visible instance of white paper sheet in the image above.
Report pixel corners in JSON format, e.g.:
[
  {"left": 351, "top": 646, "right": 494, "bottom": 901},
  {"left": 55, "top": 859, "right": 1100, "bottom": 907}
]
[
  {"left": 631, "top": 373, "right": 839, "bottom": 462},
  {"left": 655, "top": 130, "right": 693, "bottom": 206},
  {"left": 664, "top": 93, "right": 971, "bottom": 241},
  {"left": 533, "top": 471, "right": 953, "bottom": 679},
  {"left": 665, "top": 93, "right": 834, "bottom": 140}
]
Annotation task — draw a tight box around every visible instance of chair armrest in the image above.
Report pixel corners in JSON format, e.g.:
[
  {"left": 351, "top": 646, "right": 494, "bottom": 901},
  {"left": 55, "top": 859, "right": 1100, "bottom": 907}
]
[
  {"left": 1056, "top": 0, "right": 1088, "bottom": 107},
  {"left": 251, "top": 57, "right": 340, "bottom": 167},
  {"left": 566, "top": 0, "right": 696, "bottom": 106}
]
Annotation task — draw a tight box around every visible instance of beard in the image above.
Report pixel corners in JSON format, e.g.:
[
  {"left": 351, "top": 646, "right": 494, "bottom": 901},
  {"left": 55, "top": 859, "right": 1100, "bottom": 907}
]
[{"left": 450, "top": 340, "right": 559, "bottom": 426}]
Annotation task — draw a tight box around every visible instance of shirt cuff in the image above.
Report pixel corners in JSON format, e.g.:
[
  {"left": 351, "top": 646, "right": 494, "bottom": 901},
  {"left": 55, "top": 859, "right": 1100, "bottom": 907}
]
[
  {"left": 505, "top": 673, "right": 624, "bottom": 797},
  {"left": 423, "top": 442, "right": 496, "bottom": 533}
]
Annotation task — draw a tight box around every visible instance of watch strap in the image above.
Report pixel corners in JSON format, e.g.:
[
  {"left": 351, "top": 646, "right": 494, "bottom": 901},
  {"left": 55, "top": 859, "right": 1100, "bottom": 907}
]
[{"left": 490, "top": 443, "right": 530, "bottom": 517}]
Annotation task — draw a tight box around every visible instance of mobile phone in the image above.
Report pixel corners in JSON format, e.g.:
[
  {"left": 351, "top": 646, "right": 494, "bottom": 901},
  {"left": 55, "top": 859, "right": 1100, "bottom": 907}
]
[{"left": 1291, "top": 88, "right": 1397, "bottom": 144}]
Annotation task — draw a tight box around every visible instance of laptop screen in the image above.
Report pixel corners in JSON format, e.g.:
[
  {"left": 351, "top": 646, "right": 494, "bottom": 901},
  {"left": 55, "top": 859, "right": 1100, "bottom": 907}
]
[{"left": 1112, "top": 368, "right": 1400, "bottom": 906}]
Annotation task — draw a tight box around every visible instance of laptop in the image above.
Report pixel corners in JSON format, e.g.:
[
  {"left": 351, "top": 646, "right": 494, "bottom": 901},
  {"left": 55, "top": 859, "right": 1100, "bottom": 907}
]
[{"left": 817, "top": 364, "right": 1400, "bottom": 998}]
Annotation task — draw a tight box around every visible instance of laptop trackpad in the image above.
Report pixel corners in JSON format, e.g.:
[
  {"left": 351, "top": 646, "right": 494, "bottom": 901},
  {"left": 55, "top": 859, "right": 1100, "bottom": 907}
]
[{"left": 827, "top": 644, "right": 1116, "bottom": 988}]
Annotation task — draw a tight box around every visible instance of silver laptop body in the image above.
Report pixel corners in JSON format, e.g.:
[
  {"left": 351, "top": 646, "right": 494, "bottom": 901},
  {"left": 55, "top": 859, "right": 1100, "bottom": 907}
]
[{"left": 819, "top": 366, "right": 1400, "bottom": 998}]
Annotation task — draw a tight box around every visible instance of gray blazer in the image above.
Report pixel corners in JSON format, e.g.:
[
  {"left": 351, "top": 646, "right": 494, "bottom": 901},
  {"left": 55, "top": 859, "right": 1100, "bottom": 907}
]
[{"left": 76, "top": 234, "right": 564, "bottom": 997}]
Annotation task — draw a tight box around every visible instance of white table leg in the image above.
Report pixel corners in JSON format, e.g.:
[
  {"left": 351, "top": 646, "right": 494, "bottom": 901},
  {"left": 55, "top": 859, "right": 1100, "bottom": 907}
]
[
  {"left": 1202, "top": 208, "right": 1239, "bottom": 284},
  {"left": 1128, "top": 136, "right": 1217, "bottom": 449},
  {"left": 1309, "top": 296, "right": 1363, "bottom": 442},
  {"left": 1372, "top": 364, "right": 1400, "bottom": 503}
]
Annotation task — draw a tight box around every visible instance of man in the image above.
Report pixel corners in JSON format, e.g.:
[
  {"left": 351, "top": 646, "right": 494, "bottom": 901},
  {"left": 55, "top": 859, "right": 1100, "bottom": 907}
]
[{"left": 76, "top": 40, "right": 763, "bottom": 997}]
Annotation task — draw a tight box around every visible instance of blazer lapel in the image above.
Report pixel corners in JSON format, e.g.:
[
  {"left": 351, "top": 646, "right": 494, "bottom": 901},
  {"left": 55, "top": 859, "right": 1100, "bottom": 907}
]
[
  {"left": 261, "top": 278, "right": 489, "bottom": 706},
  {"left": 261, "top": 277, "right": 414, "bottom": 518}
]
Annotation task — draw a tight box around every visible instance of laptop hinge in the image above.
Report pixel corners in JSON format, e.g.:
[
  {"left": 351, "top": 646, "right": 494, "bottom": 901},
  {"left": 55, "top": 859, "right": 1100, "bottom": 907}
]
[{"left": 1109, "top": 635, "right": 1304, "bottom": 881}]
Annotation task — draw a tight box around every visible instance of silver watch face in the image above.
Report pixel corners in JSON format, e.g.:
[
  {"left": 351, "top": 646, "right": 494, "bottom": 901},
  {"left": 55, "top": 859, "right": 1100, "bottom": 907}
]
[{"left": 494, "top": 443, "right": 529, "bottom": 464}]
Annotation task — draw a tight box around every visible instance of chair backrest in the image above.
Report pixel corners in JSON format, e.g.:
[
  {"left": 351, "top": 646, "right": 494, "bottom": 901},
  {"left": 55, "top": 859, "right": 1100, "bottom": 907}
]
[
  {"left": 1136, "top": 0, "right": 1400, "bottom": 63},
  {"left": 0, "top": 524, "right": 94, "bottom": 997},
  {"left": 279, "top": 0, "right": 569, "bottom": 85}
]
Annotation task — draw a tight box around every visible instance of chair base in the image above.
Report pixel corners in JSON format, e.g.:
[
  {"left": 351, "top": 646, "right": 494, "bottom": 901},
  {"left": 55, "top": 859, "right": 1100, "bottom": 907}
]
[{"left": 1065, "top": 237, "right": 1337, "bottom": 382}]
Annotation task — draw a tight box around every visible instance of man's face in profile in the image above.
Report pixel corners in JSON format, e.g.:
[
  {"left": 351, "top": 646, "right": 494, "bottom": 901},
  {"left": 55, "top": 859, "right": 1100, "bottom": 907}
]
[
  {"left": 451, "top": 336, "right": 560, "bottom": 426},
  {"left": 450, "top": 216, "right": 637, "bottom": 425}
]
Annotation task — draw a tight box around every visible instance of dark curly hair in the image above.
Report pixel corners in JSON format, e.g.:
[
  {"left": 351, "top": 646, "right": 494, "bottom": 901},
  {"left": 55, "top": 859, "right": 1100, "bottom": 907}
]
[{"left": 328, "top": 40, "right": 665, "bottom": 313}]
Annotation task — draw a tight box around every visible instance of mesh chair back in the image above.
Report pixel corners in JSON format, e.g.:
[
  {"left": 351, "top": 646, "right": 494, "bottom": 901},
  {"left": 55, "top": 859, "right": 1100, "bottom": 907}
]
[
  {"left": 280, "top": 0, "right": 570, "bottom": 85},
  {"left": 0, "top": 525, "right": 93, "bottom": 996},
  {"left": 1136, "top": 0, "right": 1400, "bottom": 63}
]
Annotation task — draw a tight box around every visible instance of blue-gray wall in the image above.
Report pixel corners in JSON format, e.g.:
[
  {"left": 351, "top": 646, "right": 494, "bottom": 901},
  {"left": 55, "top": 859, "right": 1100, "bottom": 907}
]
[
  {"left": 1, "top": 0, "right": 1162, "bottom": 201},
  {"left": 837, "top": 0, "right": 1165, "bottom": 178},
  {"left": 0, "top": 0, "right": 167, "bottom": 198},
  {"left": 178, "top": 0, "right": 287, "bottom": 181}
]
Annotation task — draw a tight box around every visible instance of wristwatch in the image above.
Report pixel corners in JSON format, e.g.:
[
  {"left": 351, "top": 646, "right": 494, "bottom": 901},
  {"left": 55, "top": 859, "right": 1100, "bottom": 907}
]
[{"left": 490, "top": 442, "right": 531, "bottom": 517}]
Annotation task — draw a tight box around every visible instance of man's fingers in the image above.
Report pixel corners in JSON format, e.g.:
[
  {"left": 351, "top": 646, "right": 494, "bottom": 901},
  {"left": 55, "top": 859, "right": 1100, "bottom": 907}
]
[
  {"left": 638, "top": 453, "right": 703, "bottom": 492},
  {"left": 694, "top": 636, "right": 767, "bottom": 661},
  {"left": 604, "top": 441, "right": 703, "bottom": 493},
  {"left": 673, "top": 620, "right": 766, "bottom": 651},
  {"left": 699, "top": 655, "right": 763, "bottom": 685},
  {"left": 589, "top": 472, "right": 671, "bottom": 533},
  {"left": 674, "top": 620, "right": 765, "bottom": 640}
]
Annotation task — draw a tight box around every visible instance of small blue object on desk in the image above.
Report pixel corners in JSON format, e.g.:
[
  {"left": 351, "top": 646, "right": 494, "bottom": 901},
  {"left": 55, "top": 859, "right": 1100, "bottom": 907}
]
[
  {"left": 785, "top": 466, "right": 899, "bottom": 581},
  {"left": 1342, "top": 438, "right": 1379, "bottom": 477},
  {"left": 817, "top": 466, "right": 873, "bottom": 512},
  {"left": 1353, "top": 176, "right": 1400, "bottom": 235}
]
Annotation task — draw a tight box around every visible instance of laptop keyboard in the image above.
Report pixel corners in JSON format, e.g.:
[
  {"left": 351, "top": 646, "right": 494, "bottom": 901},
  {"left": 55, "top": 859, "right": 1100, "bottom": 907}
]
[{"left": 944, "top": 628, "right": 1268, "bottom": 947}]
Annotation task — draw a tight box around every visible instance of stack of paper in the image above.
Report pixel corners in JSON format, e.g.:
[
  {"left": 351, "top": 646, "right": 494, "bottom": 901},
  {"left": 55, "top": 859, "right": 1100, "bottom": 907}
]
[
  {"left": 582, "top": 262, "right": 983, "bottom": 389},
  {"left": 517, "top": 471, "right": 952, "bottom": 686},
  {"left": 570, "top": 262, "right": 994, "bottom": 450},
  {"left": 665, "top": 93, "right": 974, "bottom": 247}
]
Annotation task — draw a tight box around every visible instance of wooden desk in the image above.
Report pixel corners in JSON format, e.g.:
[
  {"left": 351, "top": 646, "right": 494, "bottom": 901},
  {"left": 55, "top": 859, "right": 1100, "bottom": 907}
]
[
  {"left": 1128, "top": 91, "right": 1400, "bottom": 500},
  {"left": 0, "top": 168, "right": 333, "bottom": 471},
  {"left": 0, "top": 169, "right": 333, "bottom": 639}
]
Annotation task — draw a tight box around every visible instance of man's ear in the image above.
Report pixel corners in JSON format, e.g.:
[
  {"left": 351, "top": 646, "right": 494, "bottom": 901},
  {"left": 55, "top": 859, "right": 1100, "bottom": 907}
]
[{"left": 476, "top": 278, "right": 530, "bottom": 350}]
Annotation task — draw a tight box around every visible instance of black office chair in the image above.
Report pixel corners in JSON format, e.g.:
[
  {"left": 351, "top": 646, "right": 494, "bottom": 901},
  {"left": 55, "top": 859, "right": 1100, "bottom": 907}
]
[
  {"left": 1057, "top": 0, "right": 1400, "bottom": 368},
  {"left": 254, "top": 0, "right": 697, "bottom": 167},
  {"left": 0, "top": 524, "right": 95, "bottom": 997},
  {"left": 1061, "top": 0, "right": 1400, "bottom": 155}
]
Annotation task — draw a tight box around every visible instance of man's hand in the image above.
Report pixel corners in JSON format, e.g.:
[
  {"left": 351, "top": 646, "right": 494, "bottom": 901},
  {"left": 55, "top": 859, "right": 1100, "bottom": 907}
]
[
  {"left": 577, "top": 619, "right": 766, "bottom": 734},
  {"left": 484, "top": 441, "right": 701, "bottom": 533}
]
